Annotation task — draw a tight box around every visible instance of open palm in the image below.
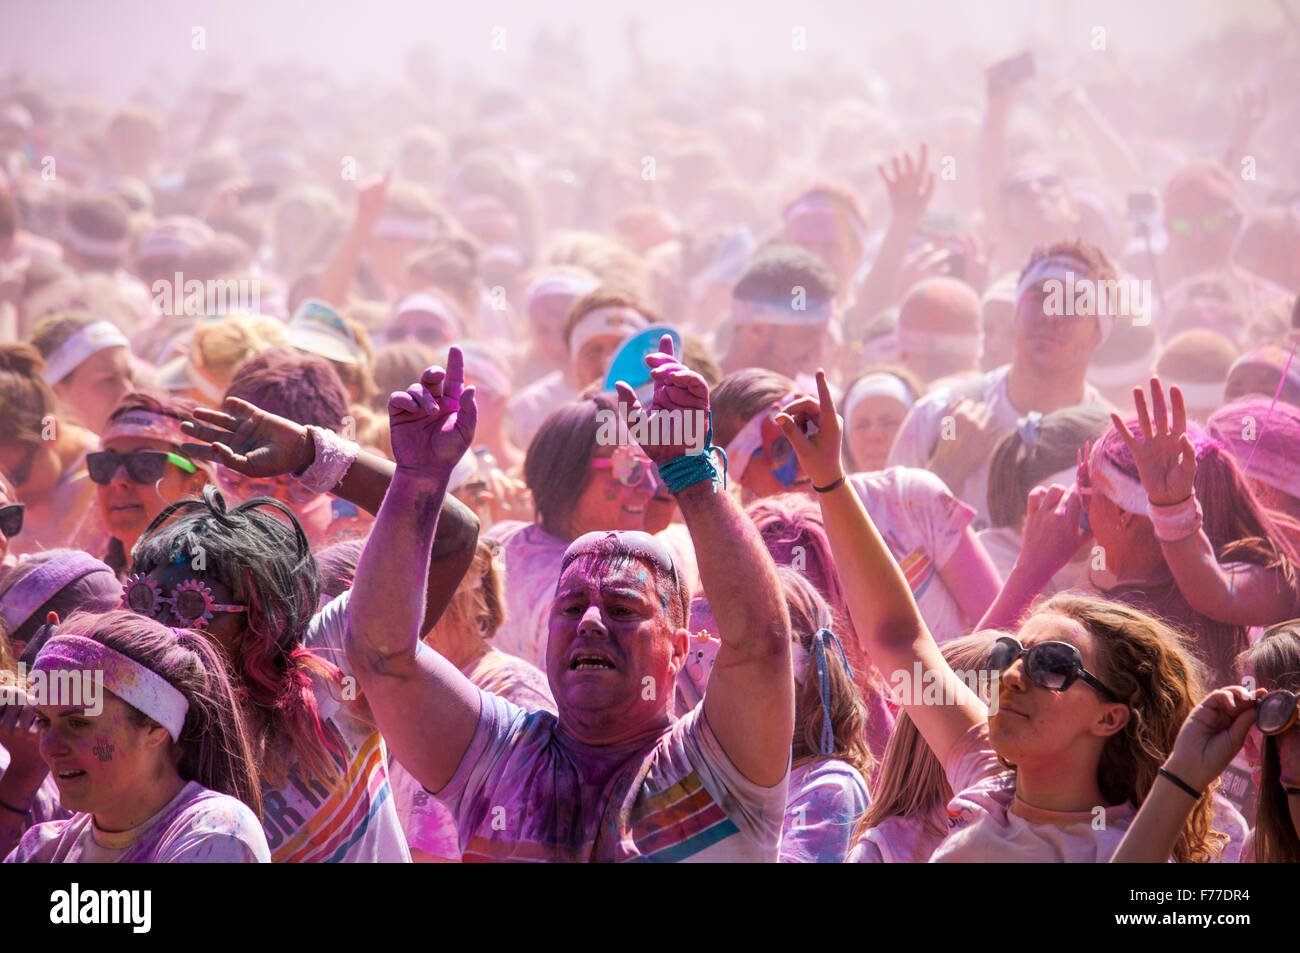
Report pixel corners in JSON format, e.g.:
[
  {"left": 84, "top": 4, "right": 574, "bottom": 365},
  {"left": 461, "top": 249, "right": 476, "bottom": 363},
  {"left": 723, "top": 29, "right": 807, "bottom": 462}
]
[{"left": 1110, "top": 378, "right": 1196, "bottom": 506}]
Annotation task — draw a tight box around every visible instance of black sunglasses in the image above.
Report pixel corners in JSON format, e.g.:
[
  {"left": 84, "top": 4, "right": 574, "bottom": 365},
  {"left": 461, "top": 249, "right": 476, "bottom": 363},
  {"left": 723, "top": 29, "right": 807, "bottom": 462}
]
[
  {"left": 988, "top": 635, "right": 1122, "bottom": 702},
  {"left": 0, "top": 503, "right": 24, "bottom": 537},
  {"left": 87, "top": 450, "right": 197, "bottom": 485}
]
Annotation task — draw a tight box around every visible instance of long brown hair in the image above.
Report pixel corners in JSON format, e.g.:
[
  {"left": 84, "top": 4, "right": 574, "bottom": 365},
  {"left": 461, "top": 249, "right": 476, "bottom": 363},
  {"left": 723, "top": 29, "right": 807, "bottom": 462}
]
[
  {"left": 854, "top": 632, "right": 999, "bottom": 842},
  {"left": 1033, "top": 592, "right": 1223, "bottom": 862},
  {"left": 1238, "top": 621, "right": 1300, "bottom": 863}
]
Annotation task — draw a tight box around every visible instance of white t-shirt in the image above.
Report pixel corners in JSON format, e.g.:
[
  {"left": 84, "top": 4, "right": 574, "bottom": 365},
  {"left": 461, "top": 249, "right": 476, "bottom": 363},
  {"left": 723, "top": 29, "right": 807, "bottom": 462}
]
[
  {"left": 886, "top": 364, "right": 1106, "bottom": 529},
  {"left": 779, "top": 759, "right": 870, "bottom": 863},
  {"left": 846, "top": 807, "right": 949, "bottom": 863},
  {"left": 257, "top": 590, "right": 411, "bottom": 862},
  {"left": 490, "top": 521, "right": 569, "bottom": 667},
  {"left": 7, "top": 781, "right": 269, "bottom": 863},
  {"left": 434, "top": 691, "right": 788, "bottom": 862},
  {"left": 849, "top": 467, "right": 977, "bottom": 643}
]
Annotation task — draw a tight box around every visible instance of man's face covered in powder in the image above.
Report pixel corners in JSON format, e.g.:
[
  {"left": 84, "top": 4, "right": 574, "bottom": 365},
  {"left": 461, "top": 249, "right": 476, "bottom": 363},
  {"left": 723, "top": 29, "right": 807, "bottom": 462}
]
[{"left": 545, "top": 555, "right": 686, "bottom": 741}]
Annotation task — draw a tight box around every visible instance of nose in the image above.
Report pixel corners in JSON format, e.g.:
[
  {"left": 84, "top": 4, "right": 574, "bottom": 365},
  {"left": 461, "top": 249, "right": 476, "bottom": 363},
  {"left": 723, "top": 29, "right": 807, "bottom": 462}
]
[
  {"left": 1000, "top": 656, "right": 1028, "bottom": 692},
  {"left": 39, "top": 724, "right": 70, "bottom": 763},
  {"left": 577, "top": 604, "right": 608, "bottom": 639}
]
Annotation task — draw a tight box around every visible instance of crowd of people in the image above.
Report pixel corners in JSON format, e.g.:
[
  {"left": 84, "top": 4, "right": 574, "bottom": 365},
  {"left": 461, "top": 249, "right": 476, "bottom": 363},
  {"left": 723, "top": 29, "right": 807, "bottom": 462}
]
[{"left": 1, "top": 12, "right": 1299, "bottom": 863}]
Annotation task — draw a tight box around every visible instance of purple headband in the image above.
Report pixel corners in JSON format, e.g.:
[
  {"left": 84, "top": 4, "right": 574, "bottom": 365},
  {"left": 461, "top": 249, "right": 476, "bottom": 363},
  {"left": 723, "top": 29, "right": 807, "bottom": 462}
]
[
  {"left": 0, "top": 552, "right": 116, "bottom": 637},
  {"left": 33, "top": 634, "right": 189, "bottom": 742}
]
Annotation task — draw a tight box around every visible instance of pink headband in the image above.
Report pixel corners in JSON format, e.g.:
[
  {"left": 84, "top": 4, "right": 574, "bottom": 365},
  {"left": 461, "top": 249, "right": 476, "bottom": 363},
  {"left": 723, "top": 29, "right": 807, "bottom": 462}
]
[
  {"left": 100, "top": 409, "right": 189, "bottom": 449},
  {"left": 33, "top": 635, "right": 189, "bottom": 742},
  {"left": 725, "top": 394, "right": 797, "bottom": 482}
]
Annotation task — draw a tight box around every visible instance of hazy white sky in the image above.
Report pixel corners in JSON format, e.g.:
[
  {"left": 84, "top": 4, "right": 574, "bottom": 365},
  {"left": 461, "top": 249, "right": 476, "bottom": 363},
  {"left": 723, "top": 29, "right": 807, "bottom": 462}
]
[{"left": 1, "top": 0, "right": 1285, "bottom": 102}]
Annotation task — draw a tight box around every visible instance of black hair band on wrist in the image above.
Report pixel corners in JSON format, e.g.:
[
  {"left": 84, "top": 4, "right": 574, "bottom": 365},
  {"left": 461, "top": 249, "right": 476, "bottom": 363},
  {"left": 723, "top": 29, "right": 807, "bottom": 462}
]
[
  {"left": 813, "top": 475, "right": 846, "bottom": 494},
  {"left": 0, "top": 796, "right": 31, "bottom": 818},
  {"left": 1157, "top": 767, "right": 1201, "bottom": 800}
]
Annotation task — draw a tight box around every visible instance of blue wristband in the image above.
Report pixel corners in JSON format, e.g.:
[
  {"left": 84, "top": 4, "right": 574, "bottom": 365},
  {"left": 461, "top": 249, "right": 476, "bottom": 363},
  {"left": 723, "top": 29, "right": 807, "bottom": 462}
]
[{"left": 655, "top": 416, "right": 728, "bottom": 495}]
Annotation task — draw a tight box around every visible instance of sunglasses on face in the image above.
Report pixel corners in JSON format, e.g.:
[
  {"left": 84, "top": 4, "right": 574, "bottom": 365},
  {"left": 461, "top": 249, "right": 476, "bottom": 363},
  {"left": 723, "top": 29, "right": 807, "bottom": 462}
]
[
  {"left": 589, "top": 445, "right": 659, "bottom": 492},
  {"left": 0, "top": 503, "right": 24, "bottom": 537},
  {"left": 217, "top": 466, "right": 321, "bottom": 505},
  {"left": 1256, "top": 689, "right": 1300, "bottom": 736},
  {"left": 87, "top": 450, "right": 198, "bottom": 485},
  {"left": 988, "top": 635, "right": 1122, "bottom": 702},
  {"left": 1168, "top": 213, "right": 1237, "bottom": 236},
  {"left": 122, "top": 573, "right": 248, "bottom": 629}
]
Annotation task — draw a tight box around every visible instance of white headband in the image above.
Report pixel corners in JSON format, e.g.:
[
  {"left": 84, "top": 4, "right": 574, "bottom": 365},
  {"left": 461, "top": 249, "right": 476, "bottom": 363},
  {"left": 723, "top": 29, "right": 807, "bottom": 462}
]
[
  {"left": 842, "top": 374, "right": 915, "bottom": 428},
  {"left": 732, "top": 297, "right": 833, "bottom": 327},
  {"left": 724, "top": 393, "right": 798, "bottom": 483},
  {"left": 1163, "top": 379, "right": 1225, "bottom": 411},
  {"left": 372, "top": 217, "right": 436, "bottom": 242},
  {"left": 527, "top": 273, "right": 598, "bottom": 310},
  {"left": 40, "top": 320, "right": 131, "bottom": 385},
  {"left": 568, "top": 306, "right": 649, "bottom": 357},
  {"left": 1091, "top": 450, "right": 1150, "bottom": 516},
  {"left": 1016, "top": 254, "right": 1114, "bottom": 340},
  {"left": 1088, "top": 351, "right": 1157, "bottom": 389},
  {"left": 63, "top": 226, "right": 130, "bottom": 260},
  {"left": 896, "top": 327, "right": 983, "bottom": 358}
]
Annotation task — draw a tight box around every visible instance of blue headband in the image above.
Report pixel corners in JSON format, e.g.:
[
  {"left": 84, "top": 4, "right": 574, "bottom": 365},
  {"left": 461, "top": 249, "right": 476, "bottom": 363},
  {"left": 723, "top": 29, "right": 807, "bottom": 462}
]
[{"left": 813, "top": 628, "right": 854, "bottom": 756}]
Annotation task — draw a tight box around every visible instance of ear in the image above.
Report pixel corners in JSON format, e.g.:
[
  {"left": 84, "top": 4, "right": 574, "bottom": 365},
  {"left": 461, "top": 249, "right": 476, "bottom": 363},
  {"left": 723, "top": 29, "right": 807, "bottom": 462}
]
[
  {"left": 667, "top": 626, "right": 690, "bottom": 677},
  {"left": 143, "top": 720, "right": 174, "bottom": 751},
  {"left": 1092, "top": 701, "right": 1130, "bottom": 738}
]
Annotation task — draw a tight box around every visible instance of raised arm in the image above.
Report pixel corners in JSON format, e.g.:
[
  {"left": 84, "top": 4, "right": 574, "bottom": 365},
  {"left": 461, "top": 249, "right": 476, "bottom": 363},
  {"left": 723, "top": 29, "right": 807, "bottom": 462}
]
[
  {"left": 615, "top": 337, "right": 792, "bottom": 787},
  {"left": 316, "top": 170, "right": 391, "bottom": 309},
  {"left": 777, "top": 371, "right": 985, "bottom": 766},
  {"left": 180, "top": 397, "right": 478, "bottom": 635},
  {"left": 1112, "top": 686, "right": 1257, "bottom": 863},
  {"left": 1116, "top": 379, "right": 1298, "bottom": 626},
  {"left": 852, "top": 145, "right": 935, "bottom": 323},
  {"left": 346, "top": 350, "right": 483, "bottom": 793}
]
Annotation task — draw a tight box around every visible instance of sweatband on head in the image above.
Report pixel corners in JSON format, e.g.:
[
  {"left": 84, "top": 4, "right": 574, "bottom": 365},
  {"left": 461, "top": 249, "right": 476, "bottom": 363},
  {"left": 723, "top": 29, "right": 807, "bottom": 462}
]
[
  {"left": 724, "top": 394, "right": 797, "bottom": 483},
  {"left": 842, "top": 374, "right": 915, "bottom": 428},
  {"left": 526, "top": 273, "right": 599, "bottom": 313},
  {"left": 39, "top": 320, "right": 130, "bottom": 385},
  {"left": 0, "top": 553, "right": 115, "bottom": 637},
  {"left": 1090, "top": 445, "right": 1149, "bottom": 516},
  {"left": 371, "top": 217, "right": 437, "bottom": 242},
  {"left": 33, "top": 635, "right": 190, "bottom": 742},
  {"left": 101, "top": 409, "right": 189, "bottom": 449},
  {"left": 896, "top": 327, "right": 983, "bottom": 358},
  {"left": 393, "top": 292, "right": 463, "bottom": 341},
  {"left": 568, "top": 306, "right": 649, "bottom": 357},
  {"left": 731, "top": 297, "right": 833, "bottom": 327},
  {"left": 62, "top": 225, "right": 129, "bottom": 260},
  {"left": 1016, "top": 254, "right": 1114, "bottom": 340}
]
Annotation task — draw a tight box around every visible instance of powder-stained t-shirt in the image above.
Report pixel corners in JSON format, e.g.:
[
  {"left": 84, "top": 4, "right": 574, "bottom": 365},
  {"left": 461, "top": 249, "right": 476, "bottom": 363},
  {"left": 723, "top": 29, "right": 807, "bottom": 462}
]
[
  {"left": 779, "top": 760, "right": 870, "bottom": 863},
  {"left": 257, "top": 590, "right": 410, "bottom": 863},
  {"left": 848, "top": 467, "right": 977, "bottom": 643},
  {"left": 490, "top": 521, "right": 569, "bottom": 667},
  {"left": 6, "top": 781, "right": 269, "bottom": 863},
  {"left": 436, "top": 690, "right": 788, "bottom": 862},
  {"left": 389, "top": 647, "right": 557, "bottom": 860},
  {"left": 930, "top": 721, "right": 1136, "bottom": 863}
]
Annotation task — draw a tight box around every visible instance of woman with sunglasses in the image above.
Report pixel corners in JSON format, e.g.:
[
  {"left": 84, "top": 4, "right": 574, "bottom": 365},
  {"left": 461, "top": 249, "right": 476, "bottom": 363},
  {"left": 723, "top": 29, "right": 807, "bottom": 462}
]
[
  {"left": 0, "top": 344, "right": 104, "bottom": 557},
  {"left": 1113, "top": 622, "right": 1300, "bottom": 862},
  {"left": 776, "top": 369, "right": 1228, "bottom": 861},
  {"left": 492, "top": 391, "right": 658, "bottom": 666},
  {"left": 0, "top": 472, "right": 24, "bottom": 584},
  {"left": 5, "top": 609, "right": 269, "bottom": 863},
  {"left": 93, "top": 392, "right": 211, "bottom": 578}
]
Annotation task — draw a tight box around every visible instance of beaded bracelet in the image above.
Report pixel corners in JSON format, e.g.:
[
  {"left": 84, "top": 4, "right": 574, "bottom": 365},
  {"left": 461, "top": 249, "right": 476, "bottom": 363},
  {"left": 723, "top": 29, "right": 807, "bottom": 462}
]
[{"left": 655, "top": 416, "right": 729, "bottom": 495}]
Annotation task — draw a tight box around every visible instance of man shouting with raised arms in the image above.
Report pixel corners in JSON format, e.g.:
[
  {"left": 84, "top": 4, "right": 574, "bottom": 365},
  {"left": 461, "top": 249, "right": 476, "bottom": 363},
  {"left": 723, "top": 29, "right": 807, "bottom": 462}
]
[{"left": 347, "top": 340, "right": 793, "bottom": 861}]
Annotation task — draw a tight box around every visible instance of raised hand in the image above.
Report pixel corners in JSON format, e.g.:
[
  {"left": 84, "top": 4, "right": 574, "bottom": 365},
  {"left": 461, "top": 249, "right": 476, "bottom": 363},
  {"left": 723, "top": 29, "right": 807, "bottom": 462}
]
[
  {"left": 613, "top": 334, "right": 709, "bottom": 467},
  {"left": 1017, "top": 483, "right": 1091, "bottom": 581},
  {"left": 1111, "top": 377, "right": 1196, "bottom": 506},
  {"left": 388, "top": 346, "right": 478, "bottom": 479},
  {"left": 181, "top": 397, "right": 315, "bottom": 477},
  {"left": 773, "top": 369, "right": 844, "bottom": 488},
  {"left": 878, "top": 143, "right": 935, "bottom": 227},
  {"left": 1165, "top": 686, "right": 1261, "bottom": 793},
  {"left": 354, "top": 169, "right": 393, "bottom": 240}
]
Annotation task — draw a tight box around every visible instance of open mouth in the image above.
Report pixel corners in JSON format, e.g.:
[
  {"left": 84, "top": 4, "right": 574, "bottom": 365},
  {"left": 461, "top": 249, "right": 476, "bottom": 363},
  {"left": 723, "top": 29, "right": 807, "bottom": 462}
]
[
  {"left": 55, "top": 769, "right": 87, "bottom": 780},
  {"left": 569, "top": 654, "right": 617, "bottom": 671}
]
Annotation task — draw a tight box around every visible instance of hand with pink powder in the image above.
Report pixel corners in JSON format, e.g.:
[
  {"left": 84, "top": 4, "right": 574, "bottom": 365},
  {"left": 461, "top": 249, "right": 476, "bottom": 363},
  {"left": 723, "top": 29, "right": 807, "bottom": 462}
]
[
  {"left": 614, "top": 334, "right": 709, "bottom": 467},
  {"left": 388, "top": 346, "right": 478, "bottom": 481}
]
